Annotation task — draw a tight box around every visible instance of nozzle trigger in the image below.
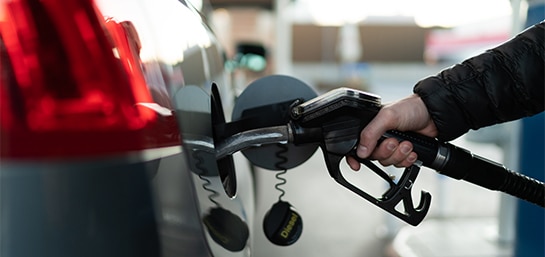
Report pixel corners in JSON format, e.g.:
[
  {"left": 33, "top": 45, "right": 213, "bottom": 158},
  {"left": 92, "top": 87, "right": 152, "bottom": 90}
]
[{"left": 324, "top": 152, "right": 431, "bottom": 226}]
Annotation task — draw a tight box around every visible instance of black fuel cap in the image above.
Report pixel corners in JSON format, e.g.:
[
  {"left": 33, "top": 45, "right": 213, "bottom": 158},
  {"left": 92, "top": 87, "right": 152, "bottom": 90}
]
[
  {"left": 203, "top": 207, "right": 249, "bottom": 252},
  {"left": 263, "top": 201, "right": 303, "bottom": 246}
]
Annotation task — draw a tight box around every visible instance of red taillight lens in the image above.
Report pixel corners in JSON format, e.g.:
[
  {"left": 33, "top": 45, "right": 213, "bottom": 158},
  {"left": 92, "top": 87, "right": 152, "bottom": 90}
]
[{"left": 0, "top": 0, "right": 178, "bottom": 158}]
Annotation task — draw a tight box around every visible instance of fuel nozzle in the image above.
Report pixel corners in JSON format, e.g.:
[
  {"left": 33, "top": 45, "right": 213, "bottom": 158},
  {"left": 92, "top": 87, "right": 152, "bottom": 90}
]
[
  {"left": 215, "top": 75, "right": 544, "bottom": 228},
  {"left": 215, "top": 84, "right": 434, "bottom": 225},
  {"left": 287, "top": 87, "right": 432, "bottom": 225}
]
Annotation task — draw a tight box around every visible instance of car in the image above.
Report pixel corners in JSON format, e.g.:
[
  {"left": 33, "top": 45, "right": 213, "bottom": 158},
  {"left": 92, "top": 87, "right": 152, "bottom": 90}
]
[{"left": 0, "top": 0, "right": 256, "bottom": 256}]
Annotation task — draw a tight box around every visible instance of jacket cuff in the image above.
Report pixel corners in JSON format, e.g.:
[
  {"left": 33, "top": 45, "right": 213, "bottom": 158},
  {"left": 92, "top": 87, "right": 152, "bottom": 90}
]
[{"left": 413, "top": 76, "right": 470, "bottom": 142}]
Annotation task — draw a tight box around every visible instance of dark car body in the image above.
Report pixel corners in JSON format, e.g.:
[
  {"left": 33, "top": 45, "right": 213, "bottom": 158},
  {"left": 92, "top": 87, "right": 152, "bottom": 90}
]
[{"left": 0, "top": 0, "right": 255, "bottom": 256}]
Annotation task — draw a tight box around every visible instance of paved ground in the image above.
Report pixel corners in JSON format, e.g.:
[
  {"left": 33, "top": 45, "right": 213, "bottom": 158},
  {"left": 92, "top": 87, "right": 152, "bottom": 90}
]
[{"left": 251, "top": 63, "right": 512, "bottom": 257}]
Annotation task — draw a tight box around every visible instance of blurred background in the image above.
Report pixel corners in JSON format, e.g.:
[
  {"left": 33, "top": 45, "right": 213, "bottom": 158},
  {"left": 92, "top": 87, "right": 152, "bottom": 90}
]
[{"left": 193, "top": 1, "right": 543, "bottom": 256}]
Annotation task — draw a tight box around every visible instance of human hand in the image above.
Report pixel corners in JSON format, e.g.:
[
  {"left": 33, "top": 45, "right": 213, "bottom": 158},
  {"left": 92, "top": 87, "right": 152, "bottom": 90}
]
[{"left": 346, "top": 94, "right": 438, "bottom": 170}]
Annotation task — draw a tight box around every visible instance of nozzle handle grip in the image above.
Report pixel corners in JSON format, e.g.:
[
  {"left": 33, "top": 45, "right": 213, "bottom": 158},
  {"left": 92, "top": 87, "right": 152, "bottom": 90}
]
[{"left": 382, "top": 130, "right": 445, "bottom": 168}]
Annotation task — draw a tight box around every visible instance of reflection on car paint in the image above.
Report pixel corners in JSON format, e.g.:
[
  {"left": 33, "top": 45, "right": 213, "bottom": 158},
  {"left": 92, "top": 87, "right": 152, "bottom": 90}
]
[{"left": 1, "top": 0, "right": 252, "bottom": 256}]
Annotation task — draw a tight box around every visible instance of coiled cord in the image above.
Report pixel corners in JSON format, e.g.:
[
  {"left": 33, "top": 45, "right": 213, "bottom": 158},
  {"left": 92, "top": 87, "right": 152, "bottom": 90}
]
[
  {"left": 199, "top": 174, "right": 221, "bottom": 206},
  {"left": 194, "top": 150, "right": 221, "bottom": 206},
  {"left": 274, "top": 143, "right": 289, "bottom": 201}
]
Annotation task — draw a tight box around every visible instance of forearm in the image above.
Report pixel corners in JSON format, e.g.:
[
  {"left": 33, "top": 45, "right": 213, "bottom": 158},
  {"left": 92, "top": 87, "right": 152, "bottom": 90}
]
[{"left": 414, "top": 21, "right": 545, "bottom": 141}]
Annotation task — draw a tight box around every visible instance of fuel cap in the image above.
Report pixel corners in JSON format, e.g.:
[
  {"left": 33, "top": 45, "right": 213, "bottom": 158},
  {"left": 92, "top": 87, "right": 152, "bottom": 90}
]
[
  {"left": 232, "top": 75, "right": 319, "bottom": 170},
  {"left": 263, "top": 201, "right": 303, "bottom": 246},
  {"left": 203, "top": 207, "right": 249, "bottom": 252}
]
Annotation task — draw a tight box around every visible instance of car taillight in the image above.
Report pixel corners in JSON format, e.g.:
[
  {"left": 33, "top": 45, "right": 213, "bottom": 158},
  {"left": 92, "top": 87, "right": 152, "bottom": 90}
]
[{"left": 0, "top": 0, "right": 179, "bottom": 159}]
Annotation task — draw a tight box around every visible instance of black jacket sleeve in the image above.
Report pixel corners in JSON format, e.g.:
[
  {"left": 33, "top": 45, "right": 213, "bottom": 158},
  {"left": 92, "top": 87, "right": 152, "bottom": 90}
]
[{"left": 414, "top": 21, "right": 545, "bottom": 142}]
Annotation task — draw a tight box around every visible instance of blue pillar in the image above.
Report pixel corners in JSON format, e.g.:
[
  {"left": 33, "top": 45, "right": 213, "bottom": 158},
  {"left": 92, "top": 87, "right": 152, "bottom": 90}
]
[
  {"left": 513, "top": 3, "right": 545, "bottom": 257},
  {"left": 515, "top": 114, "right": 545, "bottom": 256}
]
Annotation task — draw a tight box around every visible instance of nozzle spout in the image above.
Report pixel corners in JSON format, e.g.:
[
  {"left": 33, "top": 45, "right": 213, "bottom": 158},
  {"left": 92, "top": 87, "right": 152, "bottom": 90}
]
[{"left": 215, "top": 125, "right": 292, "bottom": 159}]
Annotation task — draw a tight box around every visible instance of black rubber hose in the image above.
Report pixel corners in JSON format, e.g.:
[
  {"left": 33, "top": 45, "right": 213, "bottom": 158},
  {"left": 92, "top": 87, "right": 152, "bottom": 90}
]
[
  {"left": 439, "top": 144, "right": 545, "bottom": 207},
  {"left": 498, "top": 169, "right": 544, "bottom": 207}
]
